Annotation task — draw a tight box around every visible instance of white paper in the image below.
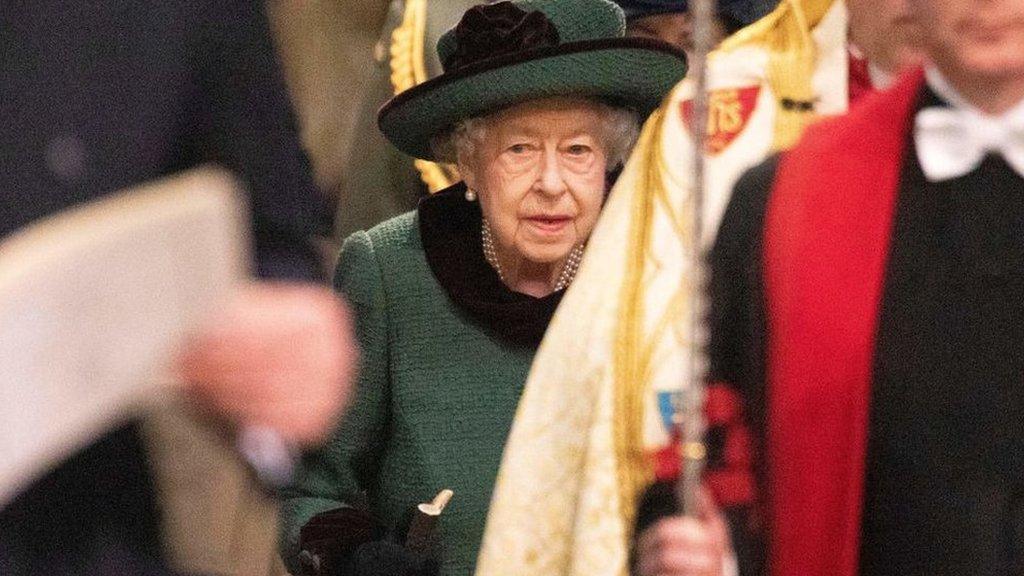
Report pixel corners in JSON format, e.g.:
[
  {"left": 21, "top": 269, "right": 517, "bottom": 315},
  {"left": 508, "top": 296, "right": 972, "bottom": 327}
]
[{"left": 0, "top": 168, "right": 248, "bottom": 506}]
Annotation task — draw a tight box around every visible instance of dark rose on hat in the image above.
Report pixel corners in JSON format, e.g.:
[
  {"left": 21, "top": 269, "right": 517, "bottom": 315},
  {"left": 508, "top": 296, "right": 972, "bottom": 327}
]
[{"left": 444, "top": 3, "right": 561, "bottom": 71}]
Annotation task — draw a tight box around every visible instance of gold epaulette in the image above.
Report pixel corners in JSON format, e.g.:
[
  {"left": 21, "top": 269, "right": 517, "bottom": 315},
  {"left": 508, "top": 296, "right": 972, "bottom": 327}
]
[{"left": 389, "top": 0, "right": 460, "bottom": 193}]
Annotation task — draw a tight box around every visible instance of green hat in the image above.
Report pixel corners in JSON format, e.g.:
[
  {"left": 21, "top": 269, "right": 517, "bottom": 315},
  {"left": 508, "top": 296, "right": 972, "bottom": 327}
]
[{"left": 377, "top": 0, "right": 688, "bottom": 161}]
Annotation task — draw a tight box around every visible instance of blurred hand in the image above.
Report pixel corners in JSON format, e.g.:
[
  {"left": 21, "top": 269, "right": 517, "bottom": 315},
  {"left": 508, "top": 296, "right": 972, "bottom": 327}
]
[
  {"left": 179, "top": 282, "right": 356, "bottom": 446},
  {"left": 635, "top": 488, "right": 730, "bottom": 576}
]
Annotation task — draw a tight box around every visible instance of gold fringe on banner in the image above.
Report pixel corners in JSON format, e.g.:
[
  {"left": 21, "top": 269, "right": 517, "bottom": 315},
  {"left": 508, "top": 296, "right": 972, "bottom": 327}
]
[{"left": 611, "top": 105, "right": 668, "bottom": 539}]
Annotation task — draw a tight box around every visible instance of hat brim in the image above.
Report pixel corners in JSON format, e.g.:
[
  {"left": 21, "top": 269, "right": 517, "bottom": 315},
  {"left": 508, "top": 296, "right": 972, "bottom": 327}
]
[
  {"left": 623, "top": 6, "right": 687, "bottom": 19},
  {"left": 378, "top": 37, "right": 687, "bottom": 161}
]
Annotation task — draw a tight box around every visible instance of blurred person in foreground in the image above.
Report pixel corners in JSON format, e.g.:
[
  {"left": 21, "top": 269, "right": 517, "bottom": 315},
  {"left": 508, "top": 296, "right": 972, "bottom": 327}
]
[
  {"left": 645, "top": 0, "right": 1024, "bottom": 574},
  {"left": 473, "top": 1, "right": 925, "bottom": 575},
  {"left": 634, "top": 1, "right": 924, "bottom": 572},
  {"left": 279, "top": 1, "right": 687, "bottom": 574},
  {"left": 0, "top": 1, "right": 356, "bottom": 574}
]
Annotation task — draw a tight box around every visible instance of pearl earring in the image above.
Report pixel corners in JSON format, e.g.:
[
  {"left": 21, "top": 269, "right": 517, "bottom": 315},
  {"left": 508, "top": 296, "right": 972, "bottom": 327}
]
[{"left": 465, "top": 188, "right": 477, "bottom": 202}]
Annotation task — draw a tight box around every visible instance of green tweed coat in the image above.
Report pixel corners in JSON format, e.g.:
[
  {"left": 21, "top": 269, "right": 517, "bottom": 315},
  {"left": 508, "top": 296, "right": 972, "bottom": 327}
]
[{"left": 280, "top": 211, "right": 535, "bottom": 576}]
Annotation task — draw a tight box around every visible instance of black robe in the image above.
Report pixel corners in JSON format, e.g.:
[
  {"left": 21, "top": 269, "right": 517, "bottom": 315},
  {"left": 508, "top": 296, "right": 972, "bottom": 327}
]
[{"left": 706, "top": 72, "right": 1024, "bottom": 575}]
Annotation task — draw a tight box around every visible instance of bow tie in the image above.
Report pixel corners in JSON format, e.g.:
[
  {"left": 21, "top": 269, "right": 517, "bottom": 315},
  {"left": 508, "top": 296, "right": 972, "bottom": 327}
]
[{"left": 915, "top": 106, "right": 1024, "bottom": 182}]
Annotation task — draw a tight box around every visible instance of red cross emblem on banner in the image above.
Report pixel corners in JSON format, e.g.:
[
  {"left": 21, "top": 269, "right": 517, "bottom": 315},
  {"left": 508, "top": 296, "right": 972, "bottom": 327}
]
[{"left": 681, "top": 86, "right": 762, "bottom": 155}]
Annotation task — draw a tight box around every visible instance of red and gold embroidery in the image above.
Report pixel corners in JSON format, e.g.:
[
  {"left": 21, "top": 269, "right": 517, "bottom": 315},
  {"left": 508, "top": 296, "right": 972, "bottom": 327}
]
[{"left": 681, "top": 86, "right": 761, "bottom": 155}]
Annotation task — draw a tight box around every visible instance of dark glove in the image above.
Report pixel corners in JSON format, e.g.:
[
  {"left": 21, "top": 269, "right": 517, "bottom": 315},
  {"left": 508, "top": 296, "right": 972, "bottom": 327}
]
[
  {"left": 298, "top": 506, "right": 384, "bottom": 576},
  {"left": 298, "top": 505, "right": 441, "bottom": 576},
  {"left": 345, "top": 540, "right": 440, "bottom": 576}
]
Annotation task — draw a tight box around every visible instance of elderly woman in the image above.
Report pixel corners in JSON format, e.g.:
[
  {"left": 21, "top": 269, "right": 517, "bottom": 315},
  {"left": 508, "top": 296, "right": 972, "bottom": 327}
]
[{"left": 280, "top": 0, "right": 686, "bottom": 574}]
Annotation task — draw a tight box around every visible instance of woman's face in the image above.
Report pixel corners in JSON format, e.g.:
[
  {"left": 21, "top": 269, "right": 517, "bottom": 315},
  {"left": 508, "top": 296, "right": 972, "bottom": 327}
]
[{"left": 460, "top": 98, "right": 610, "bottom": 267}]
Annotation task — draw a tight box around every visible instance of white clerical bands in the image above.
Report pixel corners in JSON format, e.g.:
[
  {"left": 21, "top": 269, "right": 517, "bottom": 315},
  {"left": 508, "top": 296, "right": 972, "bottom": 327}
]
[{"left": 915, "top": 106, "right": 1024, "bottom": 182}]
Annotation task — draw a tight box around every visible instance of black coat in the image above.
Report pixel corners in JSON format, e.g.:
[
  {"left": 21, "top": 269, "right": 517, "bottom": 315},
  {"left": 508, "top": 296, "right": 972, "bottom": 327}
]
[
  {"left": 0, "top": 0, "right": 329, "bottom": 280},
  {"left": 703, "top": 84, "right": 1024, "bottom": 575}
]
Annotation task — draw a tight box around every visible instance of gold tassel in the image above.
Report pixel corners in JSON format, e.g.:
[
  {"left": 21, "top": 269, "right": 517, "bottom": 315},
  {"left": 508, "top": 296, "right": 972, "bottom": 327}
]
[{"left": 612, "top": 104, "right": 670, "bottom": 539}]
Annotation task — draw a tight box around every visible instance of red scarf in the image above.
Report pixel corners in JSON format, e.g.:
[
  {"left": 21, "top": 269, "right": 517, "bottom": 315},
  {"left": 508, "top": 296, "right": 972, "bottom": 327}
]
[{"left": 762, "top": 69, "right": 925, "bottom": 576}]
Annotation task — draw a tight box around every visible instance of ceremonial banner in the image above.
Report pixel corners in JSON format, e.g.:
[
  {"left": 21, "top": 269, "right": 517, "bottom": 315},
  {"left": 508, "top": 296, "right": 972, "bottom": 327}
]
[
  {"left": 0, "top": 169, "right": 247, "bottom": 505},
  {"left": 475, "top": 1, "right": 849, "bottom": 574}
]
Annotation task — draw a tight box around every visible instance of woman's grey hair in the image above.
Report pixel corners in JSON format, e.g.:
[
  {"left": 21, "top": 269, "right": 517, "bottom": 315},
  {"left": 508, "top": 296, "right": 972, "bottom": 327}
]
[{"left": 430, "top": 100, "right": 641, "bottom": 170}]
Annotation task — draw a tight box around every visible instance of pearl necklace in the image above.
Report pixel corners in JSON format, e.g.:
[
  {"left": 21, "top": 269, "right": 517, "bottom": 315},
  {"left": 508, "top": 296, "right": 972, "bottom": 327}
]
[{"left": 481, "top": 220, "right": 585, "bottom": 292}]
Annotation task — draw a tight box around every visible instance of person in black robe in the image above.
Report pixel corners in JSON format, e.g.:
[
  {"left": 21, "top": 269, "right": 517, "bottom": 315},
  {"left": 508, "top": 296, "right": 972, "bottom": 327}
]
[{"left": 635, "top": 0, "right": 1024, "bottom": 574}]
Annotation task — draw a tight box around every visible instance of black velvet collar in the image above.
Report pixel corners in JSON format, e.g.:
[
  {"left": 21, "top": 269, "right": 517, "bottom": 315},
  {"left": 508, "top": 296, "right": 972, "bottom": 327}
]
[{"left": 418, "top": 182, "right": 563, "bottom": 349}]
